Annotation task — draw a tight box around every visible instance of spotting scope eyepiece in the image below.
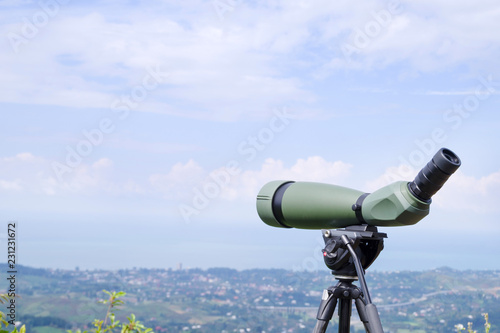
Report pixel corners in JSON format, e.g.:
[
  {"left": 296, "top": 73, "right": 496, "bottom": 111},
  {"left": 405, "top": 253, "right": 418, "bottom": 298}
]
[
  {"left": 408, "top": 148, "right": 461, "bottom": 202},
  {"left": 256, "top": 148, "right": 461, "bottom": 230}
]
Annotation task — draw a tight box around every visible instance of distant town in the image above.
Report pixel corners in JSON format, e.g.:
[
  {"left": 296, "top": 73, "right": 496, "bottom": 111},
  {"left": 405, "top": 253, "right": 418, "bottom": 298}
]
[{"left": 0, "top": 264, "right": 498, "bottom": 332}]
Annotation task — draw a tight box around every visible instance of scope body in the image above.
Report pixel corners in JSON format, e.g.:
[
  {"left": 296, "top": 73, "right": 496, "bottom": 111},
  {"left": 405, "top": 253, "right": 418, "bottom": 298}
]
[{"left": 256, "top": 148, "right": 461, "bottom": 230}]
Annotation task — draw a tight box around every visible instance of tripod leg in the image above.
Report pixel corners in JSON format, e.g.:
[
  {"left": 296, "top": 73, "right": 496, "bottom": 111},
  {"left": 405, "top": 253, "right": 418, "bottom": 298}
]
[
  {"left": 313, "top": 320, "right": 329, "bottom": 333},
  {"left": 313, "top": 289, "right": 338, "bottom": 333},
  {"left": 354, "top": 299, "right": 384, "bottom": 333},
  {"left": 355, "top": 298, "right": 370, "bottom": 332},
  {"left": 338, "top": 298, "right": 352, "bottom": 333}
]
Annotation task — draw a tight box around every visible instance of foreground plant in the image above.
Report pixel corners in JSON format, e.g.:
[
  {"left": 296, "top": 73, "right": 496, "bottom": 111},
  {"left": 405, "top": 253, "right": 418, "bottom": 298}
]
[
  {"left": 455, "top": 313, "right": 491, "bottom": 333},
  {"left": 0, "top": 290, "right": 152, "bottom": 333},
  {"left": 68, "top": 290, "right": 154, "bottom": 333},
  {"left": 0, "top": 294, "right": 26, "bottom": 333}
]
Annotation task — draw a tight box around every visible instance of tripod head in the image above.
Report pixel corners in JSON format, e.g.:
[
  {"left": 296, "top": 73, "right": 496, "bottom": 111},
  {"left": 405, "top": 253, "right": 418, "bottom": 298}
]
[
  {"left": 315, "top": 225, "right": 387, "bottom": 333},
  {"left": 321, "top": 225, "right": 387, "bottom": 278}
]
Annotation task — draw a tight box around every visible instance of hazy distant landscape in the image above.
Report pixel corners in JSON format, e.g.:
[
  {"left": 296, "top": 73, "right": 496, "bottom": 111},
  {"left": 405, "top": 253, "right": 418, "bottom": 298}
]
[{"left": 1, "top": 264, "right": 498, "bottom": 333}]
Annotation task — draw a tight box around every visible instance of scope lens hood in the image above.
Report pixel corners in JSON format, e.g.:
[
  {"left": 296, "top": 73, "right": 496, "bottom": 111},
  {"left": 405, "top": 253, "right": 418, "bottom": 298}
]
[{"left": 256, "top": 180, "right": 295, "bottom": 228}]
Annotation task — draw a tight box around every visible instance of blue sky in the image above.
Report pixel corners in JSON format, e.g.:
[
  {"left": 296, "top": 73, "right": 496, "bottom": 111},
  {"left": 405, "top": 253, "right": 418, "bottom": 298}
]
[{"left": 1, "top": 0, "right": 499, "bottom": 272}]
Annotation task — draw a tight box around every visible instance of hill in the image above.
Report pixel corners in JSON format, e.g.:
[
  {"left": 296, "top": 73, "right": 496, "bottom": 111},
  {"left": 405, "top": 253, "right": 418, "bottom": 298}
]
[{"left": 0, "top": 264, "right": 498, "bottom": 332}]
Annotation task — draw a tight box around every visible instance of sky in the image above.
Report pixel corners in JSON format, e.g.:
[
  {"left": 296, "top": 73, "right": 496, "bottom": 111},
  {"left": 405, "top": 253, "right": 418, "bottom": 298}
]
[{"left": 0, "top": 0, "right": 499, "bottom": 272}]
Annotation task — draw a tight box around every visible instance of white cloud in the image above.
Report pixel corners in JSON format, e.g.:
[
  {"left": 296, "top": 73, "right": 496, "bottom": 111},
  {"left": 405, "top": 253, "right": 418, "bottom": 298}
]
[
  {"left": 0, "top": 153, "right": 138, "bottom": 196},
  {"left": 2, "top": 151, "right": 499, "bottom": 227},
  {"left": 147, "top": 156, "right": 353, "bottom": 203},
  {"left": 316, "top": 1, "right": 500, "bottom": 74},
  {"left": 2, "top": 1, "right": 499, "bottom": 120},
  {"left": 219, "top": 156, "right": 353, "bottom": 200},
  {"left": 0, "top": 179, "right": 23, "bottom": 191},
  {"left": 149, "top": 159, "right": 205, "bottom": 198},
  {"left": 0, "top": 7, "right": 314, "bottom": 120},
  {"left": 433, "top": 170, "right": 500, "bottom": 213},
  {"left": 0, "top": 0, "right": 33, "bottom": 7},
  {"left": 61, "top": 158, "right": 116, "bottom": 193},
  {"left": 422, "top": 90, "right": 500, "bottom": 96},
  {"left": 3, "top": 150, "right": 499, "bottom": 217},
  {"left": 4, "top": 152, "right": 36, "bottom": 162},
  {"left": 365, "top": 164, "right": 418, "bottom": 192}
]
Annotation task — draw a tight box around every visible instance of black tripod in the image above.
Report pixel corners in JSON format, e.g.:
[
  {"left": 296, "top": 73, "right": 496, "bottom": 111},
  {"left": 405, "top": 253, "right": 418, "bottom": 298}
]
[{"left": 313, "top": 225, "right": 386, "bottom": 333}]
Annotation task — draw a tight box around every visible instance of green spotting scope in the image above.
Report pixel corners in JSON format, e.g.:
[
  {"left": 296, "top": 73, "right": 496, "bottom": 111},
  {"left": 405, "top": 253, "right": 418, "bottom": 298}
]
[{"left": 256, "top": 148, "right": 461, "bottom": 229}]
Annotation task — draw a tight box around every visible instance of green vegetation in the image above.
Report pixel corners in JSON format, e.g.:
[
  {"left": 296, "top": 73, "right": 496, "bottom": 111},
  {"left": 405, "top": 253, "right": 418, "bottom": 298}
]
[
  {"left": 0, "top": 290, "right": 153, "bottom": 333},
  {"left": 0, "top": 293, "right": 25, "bottom": 333},
  {"left": 0, "top": 265, "right": 498, "bottom": 332},
  {"left": 455, "top": 313, "right": 491, "bottom": 333},
  {"left": 67, "top": 290, "right": 153, "bottom": 333},
  {"left": 32, "top": 328, "right": 66, "bottom": 333}
]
